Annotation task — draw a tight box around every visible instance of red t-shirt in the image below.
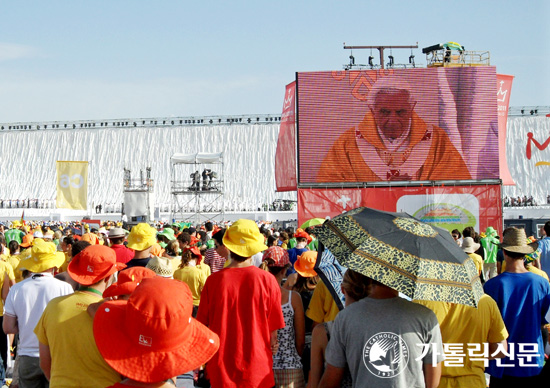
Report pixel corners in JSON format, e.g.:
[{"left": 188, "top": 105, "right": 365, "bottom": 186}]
[
  {"left": 197, "top": 266, "right": 285, "bottom": 388},
  {"left": 110, "top": 244, "right": 135, "bottom": 264}
]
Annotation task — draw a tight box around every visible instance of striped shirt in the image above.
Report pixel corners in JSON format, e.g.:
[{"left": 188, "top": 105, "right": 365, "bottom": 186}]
[{"left": 204, "top": 248, "right": 226, "bottom": 273}]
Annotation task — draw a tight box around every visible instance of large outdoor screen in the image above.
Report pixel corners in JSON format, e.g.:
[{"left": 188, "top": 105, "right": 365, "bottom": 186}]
[{"left": 297, "top": 67, "right": 499, "bottom": 184}]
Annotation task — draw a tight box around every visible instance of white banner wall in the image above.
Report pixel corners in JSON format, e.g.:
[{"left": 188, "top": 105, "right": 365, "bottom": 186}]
[
  {"left": 0, "top": 123, "right": 296, "bottom": 211},
  {"left": 503, "top": 116, "right": 550, "bottom": 203}
]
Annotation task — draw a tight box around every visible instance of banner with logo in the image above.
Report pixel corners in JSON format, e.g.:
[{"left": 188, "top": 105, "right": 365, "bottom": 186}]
[
  {"left": 275, "top": 81, "right": 297, "bottom": 191},
  {"left": 502, "top": 115, "right": 550, "bottom": 203},
  {"left": 56, "top": 161, "right": 89, "bottom": 210},
  {"left": 496, "top": 74, "right": 515, "bottom": 185},
  {"left": 298, "top": 185, "right": 502, "bottom": 235}
]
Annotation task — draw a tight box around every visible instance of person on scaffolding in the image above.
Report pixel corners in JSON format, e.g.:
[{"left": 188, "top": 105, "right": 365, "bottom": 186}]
[
  {"left": 189, "top": 171, "right": 200, "bottom": 191},
  {"left": 202, "top": 169, "right": 212, "bottom": 191}
]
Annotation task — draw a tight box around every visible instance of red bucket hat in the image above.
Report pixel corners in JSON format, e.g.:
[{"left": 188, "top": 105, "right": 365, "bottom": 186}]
[
  {"left": 295, "top": 229, "right": 312, "bottom": 244},
  {"left": 262, "top": 246, "right": 290, "bottom": 267},
  {"left": 68, "top": 245, "right": 126, "bottom": 285},
  {"left": 103, "top": 267, "right": 156, "bottom": 299},
  {"left": 183, "top": 246, "right": 203, "bottom": 265},
  {"left": 93, "top": 277, "right": 220, "bottom": 383}
]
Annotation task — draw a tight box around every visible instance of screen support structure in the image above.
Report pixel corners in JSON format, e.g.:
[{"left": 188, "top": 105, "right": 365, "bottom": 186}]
[
  {"left": 122, "top": 167, "right": 154, "bottom": 225},
  {"left": 343, "top": 43, "right": 418, "bottom": 69},
  {"left": 170, "top": 153, "right": 225, "bottom": 224}
]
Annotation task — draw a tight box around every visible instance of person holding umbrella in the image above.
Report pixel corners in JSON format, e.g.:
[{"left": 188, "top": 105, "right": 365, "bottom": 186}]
[
  {"left": 319, "top": 277, "right": 443, "bottom": 388},
  {"left": 315, "top": 207, "right": 486, "bottom": 388}
]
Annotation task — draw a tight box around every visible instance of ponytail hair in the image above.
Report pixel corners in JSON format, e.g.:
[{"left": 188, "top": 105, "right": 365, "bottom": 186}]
[{"left": 260, "top": 258, "right": 289, "bottom": 277}]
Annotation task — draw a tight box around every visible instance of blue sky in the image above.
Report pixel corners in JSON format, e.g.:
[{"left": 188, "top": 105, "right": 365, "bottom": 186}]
[{"left": 0, "top": 1, "right": 548, "bottom": 122}]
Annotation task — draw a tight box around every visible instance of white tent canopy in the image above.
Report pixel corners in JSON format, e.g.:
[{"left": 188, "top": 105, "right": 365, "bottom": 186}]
[{"left": 171, "top": 152, "right": 223, "bottom": 164}]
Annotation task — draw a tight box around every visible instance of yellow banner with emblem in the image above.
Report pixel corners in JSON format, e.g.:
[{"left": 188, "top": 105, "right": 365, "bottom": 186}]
[{"left": 56, "top": 161, "right": 89, "bottom": 210}]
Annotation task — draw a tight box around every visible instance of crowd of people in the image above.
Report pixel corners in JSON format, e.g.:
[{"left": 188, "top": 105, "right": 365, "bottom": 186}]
[
  {"left": 502, "top": 195, "right": 539, "bottom": 207},
  {"left": 0, "top": 218, "right": 548, "bottom": 388}
]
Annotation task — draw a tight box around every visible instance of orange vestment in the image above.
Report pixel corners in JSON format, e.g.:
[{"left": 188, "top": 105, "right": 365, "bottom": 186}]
[{"left": 317, "top": 111, "right": 472, "bottom": 182}]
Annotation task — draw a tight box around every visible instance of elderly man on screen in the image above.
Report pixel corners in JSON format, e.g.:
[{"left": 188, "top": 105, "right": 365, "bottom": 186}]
[{"left": 317, "top": 76, "right": 472, "bottom": 182}]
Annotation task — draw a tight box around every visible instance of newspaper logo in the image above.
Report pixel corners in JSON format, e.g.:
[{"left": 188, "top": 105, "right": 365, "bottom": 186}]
[
  {"left": 363, "top": 332, "right": 409, "bottom": 378},
  {"left": 139, "top": 335, "right": 152, "bottom": 347}
]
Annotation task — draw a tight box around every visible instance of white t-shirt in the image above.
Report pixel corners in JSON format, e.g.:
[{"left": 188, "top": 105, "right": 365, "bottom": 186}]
[
  {"left": 251, "top": 252, "right": 263, "bottom": 267},
  {"left": 4, "top": 273, "right": 74, "bottom": 357}
]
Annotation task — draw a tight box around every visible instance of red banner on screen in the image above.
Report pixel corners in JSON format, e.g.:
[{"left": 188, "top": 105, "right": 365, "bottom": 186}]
[
  {"left": 297, "top": 68, "right": 499, "bottom": 184},
  {"left": 496, "top": 74, "right": 515, "bottom": 186},
  {"left": 298, "top": 185, "right": 502, "bottom": 236},
  {"left": 275, "top": 82, "right": 297, "bottom": 191}
]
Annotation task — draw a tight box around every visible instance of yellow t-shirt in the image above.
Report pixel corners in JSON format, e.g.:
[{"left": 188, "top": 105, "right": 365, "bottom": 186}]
[
  {"left": 415, "top": 295, "right": 508, "bottom": 388},
  {"left": 500, "top": 263, "right": 550, "bottom": 281},
  {"left": 173, "top": 266, "right": 209, "bottom": 306},
  {"left": 467, "top": 252, "right": 483, "bottom": 276},
  {"left": 168, "top": 256, "right": 182, "bottom": 273},
  {"left": 526, "top": 264, "right": 550, "bottom": 281},
  {"left": 59, "top": 252, "right": 71, "bottom": 273},
  {"left": 0, "top": 261, "right": 15, "bottom": 316},
  {"left": 34, "top": 291, "right": 121, "bottom": 388},
  {"left": 6, "top": 253, "right": 23, "bottom": 283},
  {"left": 305, "top": 279, "right": 340, "bottom": 323},
  {"left": 197, "top": 262, "right": 211, "bottom": 277}
]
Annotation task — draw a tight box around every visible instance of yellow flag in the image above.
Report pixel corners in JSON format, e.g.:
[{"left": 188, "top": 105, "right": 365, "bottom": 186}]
[{"left": 56, "top": 161, "right": 89, "bottom": 210}]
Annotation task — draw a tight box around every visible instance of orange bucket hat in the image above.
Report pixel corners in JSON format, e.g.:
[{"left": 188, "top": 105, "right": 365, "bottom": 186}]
[
  {"left": 103, "top": 267, "right": 156, "bottom": 299},
  {"left": 68, "top": 245, "right": 126, "bottom": 285},
  {"left": 81, "top": 233, "right": 100, "bottom": 245},
  {"left": 20, "top": 234, "right": 34, "bottom": 248},
  {"left": 94, "top": 277, "right": 220, "bottom": 383},
  {"left": 294, "top": 251, "right": 318, "bottom": 277}
]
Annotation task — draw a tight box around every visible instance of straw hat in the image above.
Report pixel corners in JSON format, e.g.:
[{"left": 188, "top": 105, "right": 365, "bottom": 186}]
[
  {"left": 262, "top": 246, "right": 290, "bottom": 267},
  {"left": 461, "top": 237, "right": 480, "bottom": 254},
  {"left": 223, "top": 219, "right": 267, "bottom": 257},
  {"left": 68, "top": 245, "right": 126, "bottom": 285},
  {"left": 499, "top": 228, "right": 538, "bottom": 254},
  {"left": 93, "top": 277, "right": 219, "bottom": 383},
  {"left": 145, "top": 256, "right": 174, "bottom": 278},
  {"left": 103, "top": 267, "right": 156, "bottom": 299},
  {"left": 19, "top": 240, "right": 65, "bottom": 273},
  {"left": 127, "top": 223, "right": 157, "bottom": 251},
  {"left": 294, "top": 251, "right": 318, "bottom": 277}
]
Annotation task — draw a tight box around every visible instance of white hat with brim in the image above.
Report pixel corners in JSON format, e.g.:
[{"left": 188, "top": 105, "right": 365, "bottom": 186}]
[{"left": 461, "top": 237, "right": 480, "bottom": 254}]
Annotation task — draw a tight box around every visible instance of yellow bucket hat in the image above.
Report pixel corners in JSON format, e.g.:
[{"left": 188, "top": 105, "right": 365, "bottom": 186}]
[
  {"left": 223, "top": 219, "right": 267, "bottom": 257},
  {"left": 19, "top": 239, "right": 65, "bottom": 273},
  {"left": 127, "top": 223, "right": 158, "bottom": 251}
]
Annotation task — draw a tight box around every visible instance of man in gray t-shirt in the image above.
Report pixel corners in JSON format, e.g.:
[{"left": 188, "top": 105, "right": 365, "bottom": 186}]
[{"left": 320, "top": 282, "right": 444, "bottom": 388}]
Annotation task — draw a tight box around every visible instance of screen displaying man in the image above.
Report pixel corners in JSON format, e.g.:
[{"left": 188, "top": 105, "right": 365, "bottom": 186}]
[{"left": 317, "top": 75, "right": 472, "bottom": 182}]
